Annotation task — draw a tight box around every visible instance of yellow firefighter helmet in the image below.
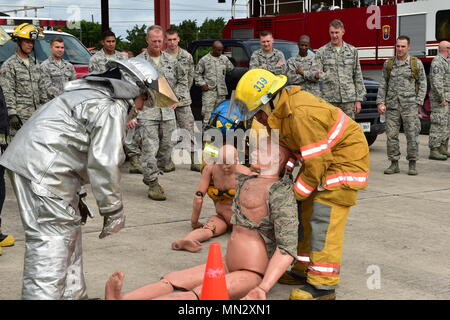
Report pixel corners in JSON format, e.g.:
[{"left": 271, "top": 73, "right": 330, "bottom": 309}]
[
  {"left": 233, "top": 68, "right": 287, "bottom": 119},
  {"left": 12, "top": 23, "right": 44, "bottom": 41}
]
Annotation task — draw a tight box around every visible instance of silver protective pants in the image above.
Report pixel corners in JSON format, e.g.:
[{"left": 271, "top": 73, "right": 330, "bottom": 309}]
[{"left": 9, "top": 171, "right": 87, "bottom": 300}]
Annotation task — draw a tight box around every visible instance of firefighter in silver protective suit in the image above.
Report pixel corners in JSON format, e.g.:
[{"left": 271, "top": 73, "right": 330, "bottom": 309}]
[{"left": 0, "top": 58, "right": 174, "bottom": 300}]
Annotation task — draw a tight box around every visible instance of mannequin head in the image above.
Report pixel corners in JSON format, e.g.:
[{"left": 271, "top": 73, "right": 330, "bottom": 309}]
[
  {"left": 217, "top": 144, "right": 238, "bottom": 174},
  {"left": 251, "top": 136, "right": 290, "bottom": 176}
]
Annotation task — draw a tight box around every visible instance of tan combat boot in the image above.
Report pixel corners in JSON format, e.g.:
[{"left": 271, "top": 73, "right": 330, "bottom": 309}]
[
  {"left": 408, "top": 160, "right": 418, "bottom": 176},
  {"left": 147, "top": 180, "right": 166, "bottom": 201},
  {"left": 190, "top": 152, "right": 201, "bottom": 172},
  {"left": 162, "top": 160, "right": 176, "bottom": 173},
  {"left": 429, "top": 148, "right": 447, "bottom": 160},
  {"left": 384, "top": 160, "right": 399, "bottom": 174},
  {"left": 129, "top": 156, "right": 144, "bottom": 174},
  {"left": 438, "top": 138, "right": 450, "bottom": 158}
]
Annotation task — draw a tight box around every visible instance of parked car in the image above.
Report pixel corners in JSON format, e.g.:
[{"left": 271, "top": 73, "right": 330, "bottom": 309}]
[
  {"left": 188, "top": 38, "right": 385, "bottom": 146},
  {"left": 0, "top": 27, "right": 91, "bottom": 78}
]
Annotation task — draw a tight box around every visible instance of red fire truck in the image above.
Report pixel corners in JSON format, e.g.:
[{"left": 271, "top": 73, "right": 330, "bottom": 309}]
[
  {"left": 223, "top": 0, "right": 449, "bottom": 132},
  {"left": 223, "top": 0, "right": 449, "bottom": 76}
]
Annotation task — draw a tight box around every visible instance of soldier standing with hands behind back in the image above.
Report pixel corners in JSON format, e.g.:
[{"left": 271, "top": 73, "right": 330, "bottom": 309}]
[
  {"left": 428, "top": 41, "right": 450, "bottom": 160},
  {"left": 377, "top": 36, "right": 427, "bottom": 175},
  {"left": 194, "top": 41, "right": 234, "bottom": 128},
  {"left": 89, "top": 30, "right": 127, "bottom": 73},
  {"left": 0, "top": 23, "right": 47, "bottom": 136},
  {"left": 164, "top": 28, "right": 201, "bottom": 172},
  {"left": 250, "top": 30, "right": 286, "bottom": 75},
  {"left": 311, "top": 19, "right": 366, "bottom": 119},
  {"left": 40, "top": 36, "right": 76, "bottom": 102}
]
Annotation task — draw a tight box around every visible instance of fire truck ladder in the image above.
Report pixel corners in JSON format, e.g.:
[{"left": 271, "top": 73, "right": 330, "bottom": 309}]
[
  {"left": 0, "top": 4, "right": 44, "bottom": 17},
  {"left": 232, "top": 0, "right": 421, "bottom": 17}
]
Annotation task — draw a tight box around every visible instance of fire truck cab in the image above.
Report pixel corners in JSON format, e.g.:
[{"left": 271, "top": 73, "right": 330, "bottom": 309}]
[{"left": 0, "top": 17, "right": 91, "bottom": 78}]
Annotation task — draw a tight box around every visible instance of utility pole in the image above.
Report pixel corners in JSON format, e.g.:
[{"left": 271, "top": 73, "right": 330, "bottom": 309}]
[
  {"left": 154, "top": 0, "right": 170, "bottom": 31},
  {"left": 101, "top": 0, "right": 109, "bottom": 33}
]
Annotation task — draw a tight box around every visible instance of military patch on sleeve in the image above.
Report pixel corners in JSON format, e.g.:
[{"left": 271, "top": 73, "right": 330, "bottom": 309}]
[{"left": 433, "top": 67, "right": 440, "bottom": 74}]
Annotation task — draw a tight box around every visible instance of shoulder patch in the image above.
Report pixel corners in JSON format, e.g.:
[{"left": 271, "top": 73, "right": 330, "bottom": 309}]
[{"left": 433, "top": 66, "right": 440, "bottom": 74}]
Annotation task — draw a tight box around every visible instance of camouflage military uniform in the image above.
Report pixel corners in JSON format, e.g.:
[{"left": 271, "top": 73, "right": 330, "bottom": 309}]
[
  {"left": 428, "top": 54, "right": 450, "bottom": 149},
  {"left": 194, "top": 53, "right": 234, "bottom": 126},
  {"left": 167, "top": 48, "right": 196, "bottom": 150},
  {"left": 231, "top": 173, "right": 298, "bottom": 259},
  {"left": 311, "top": 42, "right": 366, "bottom": 119},
  {"left": 88, "top": 49, "right": 127, "bottom": 73},
  {"left": 249, "top": 48, "right": 287, "bottom": 75},
  {"left": 376, "top": 55, "right": 427, "bottom": 161},
  {"left": 126, "top": 50, "right": 188, "bottom": 184},
  {"left": 40, "top": 55, "right": 76, "bottom": 102},
  {"left": 286, "top": 55, "right": 320, "bottom": 96},
  {"left": 0, "top": 53, "right": 47, "bottom": 134}
]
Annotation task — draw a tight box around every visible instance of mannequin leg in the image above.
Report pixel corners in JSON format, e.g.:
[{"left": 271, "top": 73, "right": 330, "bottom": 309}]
[
  {"left": 172, "top": 215, "right": 228, "bottom": 252},
  {"left": 191, "top": 270, "right": 262, "bottom": 300},
  {"left": 105, "top": 272, "right": 174, "bottom": 300},
  {"left": 105, "top": 264, "right": 207, "bottom": 300}
]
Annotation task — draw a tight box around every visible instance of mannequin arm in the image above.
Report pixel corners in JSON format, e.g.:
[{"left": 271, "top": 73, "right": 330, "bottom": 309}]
[{"left": 191, "top": 165, "right": 213, "bottom": 228}]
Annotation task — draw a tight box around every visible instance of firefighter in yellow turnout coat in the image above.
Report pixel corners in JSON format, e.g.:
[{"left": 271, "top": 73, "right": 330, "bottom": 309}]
[{"left": 234, "top": 69, "right": 370, "bottom": 300}]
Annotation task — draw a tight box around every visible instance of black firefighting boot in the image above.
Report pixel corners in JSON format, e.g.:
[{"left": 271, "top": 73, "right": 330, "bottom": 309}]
[
  {"left": 289, "top": 283, "right": 336, "bottom": 300},
  {"left": 278, "top": 269, "right": 307, "bottom": 285},
  {"left": 408, "top": 160, "right": 418, "bottom": 176},
  {"left": 147, "top": 179, "right": 167, "bottom": 201},
  {"left": 429, "top": 148, "right": 447, "bottom": 160},
  {"left": 383, "top": 160, "right": 399, "bottom": 174},
  {"left": 190, "top": 152, "right": 201, "bottom": 172},
  {"left": 438, "top": 138, "right": 450, "bottom": 158},
  {"left": 129, "top": 156, "right": 144, "bottom": 174}
]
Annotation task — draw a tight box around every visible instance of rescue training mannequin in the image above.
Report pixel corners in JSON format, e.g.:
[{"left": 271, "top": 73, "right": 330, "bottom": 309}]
[
  {"left": 171, "top": 144, "right": 253, "bottom": 252},
  {"left": 105, "top": 137, "right": 299, "bottom": 300},
  {"left": 0, "top": 58, "right": 177, "bottom": 300}
]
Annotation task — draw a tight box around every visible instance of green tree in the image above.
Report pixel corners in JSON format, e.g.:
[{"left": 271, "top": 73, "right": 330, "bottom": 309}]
[
  {"left": 122, "top": 24, "right": 148, "bottom": 56},
  {"left": 170, "top": 19, "right": 198, "bottom": 49},
  {"left": 60, "top": 20, "right": 103, "bottom": 49},
  {"left": 198, "top": 18, "right": 226, "bottom": 40}
]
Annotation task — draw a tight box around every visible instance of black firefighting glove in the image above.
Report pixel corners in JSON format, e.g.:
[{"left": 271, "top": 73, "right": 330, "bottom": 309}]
[
  {"left": 8, "top": 115, "right": 22, "bottom": 131},
  {"left": 79, "top": 191, "right": 94, "bottom": 225}
]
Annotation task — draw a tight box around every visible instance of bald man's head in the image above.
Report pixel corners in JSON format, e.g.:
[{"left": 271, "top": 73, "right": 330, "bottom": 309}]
[
  {"left": 438, "top": 41, "right": 450, "bottom": 58},
  {"left": 212, "top": 41, "right": 224, "bottom": 57}
]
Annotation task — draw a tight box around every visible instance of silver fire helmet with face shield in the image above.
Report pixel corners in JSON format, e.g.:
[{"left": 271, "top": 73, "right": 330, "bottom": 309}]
[{"left": 105, "top": 58, "right": 179, "bottom": 108}]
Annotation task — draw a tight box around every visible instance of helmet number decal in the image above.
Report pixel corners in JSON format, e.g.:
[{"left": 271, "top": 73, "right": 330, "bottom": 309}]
[{"left": 253, "top": 77, "right": 268, "bottom": 92}]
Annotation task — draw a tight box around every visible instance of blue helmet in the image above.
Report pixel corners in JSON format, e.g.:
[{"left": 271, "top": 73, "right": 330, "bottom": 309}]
[{"left": 209, "top": 100, "right": 245, "bottom": 134}]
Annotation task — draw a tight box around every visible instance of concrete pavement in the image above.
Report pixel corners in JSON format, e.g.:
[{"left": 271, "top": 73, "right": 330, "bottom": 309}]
[{"left": 1, "top": 133, "right": 449, "bottom": 300}]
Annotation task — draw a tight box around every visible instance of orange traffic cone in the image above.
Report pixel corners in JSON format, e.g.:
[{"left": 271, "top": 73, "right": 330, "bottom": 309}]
[{"left": 200, "top": 242, "right": 229, "bottom": 300}]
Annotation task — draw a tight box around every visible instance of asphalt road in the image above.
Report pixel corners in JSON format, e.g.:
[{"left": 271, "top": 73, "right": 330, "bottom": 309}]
[{"left": 1, "top": 133, "right": 449, "bottom": 300}]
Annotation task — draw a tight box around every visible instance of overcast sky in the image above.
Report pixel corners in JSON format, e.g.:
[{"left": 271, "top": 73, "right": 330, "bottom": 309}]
[{"left": 0, "top": 0, "right": 248, "bottom": 38}]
